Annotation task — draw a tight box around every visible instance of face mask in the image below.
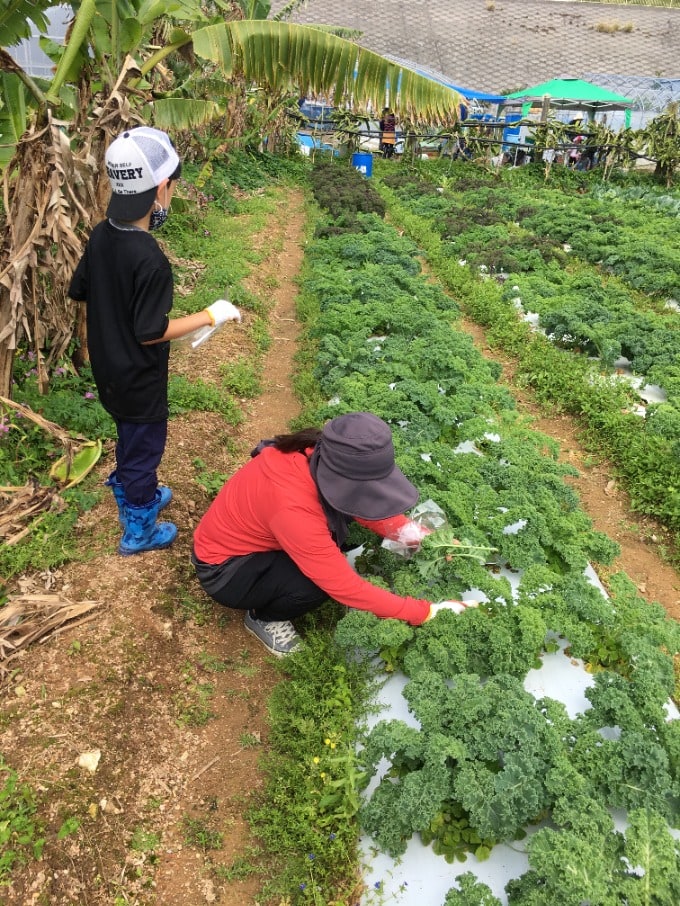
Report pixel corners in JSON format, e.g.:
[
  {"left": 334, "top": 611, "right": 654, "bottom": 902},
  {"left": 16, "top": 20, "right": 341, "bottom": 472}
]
[{"left": 149, "top": 202, "right": 169, "bottom": 231}]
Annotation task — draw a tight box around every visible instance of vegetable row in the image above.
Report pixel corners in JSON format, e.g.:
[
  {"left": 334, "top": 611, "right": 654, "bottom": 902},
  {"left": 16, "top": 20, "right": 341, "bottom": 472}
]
[
  {"left": 297, "top": 195, "right": 680, "bottom": 905},
  {"left": 377, "top": 163, "right": 680, "bottom": 545}
]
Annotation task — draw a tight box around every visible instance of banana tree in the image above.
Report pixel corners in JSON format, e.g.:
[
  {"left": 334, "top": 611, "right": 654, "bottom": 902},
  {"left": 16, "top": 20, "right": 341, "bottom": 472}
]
[
  {"left": 585, "top": 120, "right": 640, "bottom": 181},
  {"left": 0, "top": 0, "right": 217, "bottom": 393},
  {"left": 642, "top": 102, "right": 680, "bottom": 188},
  {"left": 530, "top": 117, "right": 569, "bottom": 180},
  {"left": 0, "top": 2, "right": 463, "bottom": 398},
  {"left": 0, "top": 0, "right": 54, "bottom": 46}
]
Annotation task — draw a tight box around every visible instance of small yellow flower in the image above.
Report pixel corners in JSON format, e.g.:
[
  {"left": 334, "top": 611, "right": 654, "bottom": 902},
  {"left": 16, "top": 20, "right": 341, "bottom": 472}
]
[
  {"left": 330, "top": 742, "right": 337, "bottom": 749},
  {"left": 324, "top": 737, "right": 331, "bottom": 746},
  {"left": 313, "top": 756, "right": 320, "bottom": 764}
]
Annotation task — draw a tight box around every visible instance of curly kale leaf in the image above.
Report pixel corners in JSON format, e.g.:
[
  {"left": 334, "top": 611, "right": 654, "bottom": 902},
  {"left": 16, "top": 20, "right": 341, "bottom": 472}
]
[
  {"left": 516, "top": 571, "right": 617, "bottom": 661},
  {"left": 618, "top": 808, "right": 680, "bottom": 906},
  {"left": 508, "top": 807, "right": 680, "bottom": 906},
  {"left": 582, "top": 666, "right": 673, "bottom": 735},
  {"left": 358, "top": 719, "right": 426, "bottom": 776},
  {"left": 444, "top": 872, "right": 502, "bottom": 906},
  {"left": 333, "top": 610, "right": 414, "bottom": 671},
  {"left": 507, "top": 826, "right": 622, "bottom": 906},
  {"left": 396, "top": 673, "right": 567, "bottom": 841},
  {"left": 358, "top": 720, "right": 463, "bottom": 857},
  {"left": 403, "top": 604, "right": 546, "bottom": 681},
  {"left": 571, "top": 727, "right": 676, "bottom": 819},
  {"left": 415, "top": 528, "right": 497, "bottom": 582}
]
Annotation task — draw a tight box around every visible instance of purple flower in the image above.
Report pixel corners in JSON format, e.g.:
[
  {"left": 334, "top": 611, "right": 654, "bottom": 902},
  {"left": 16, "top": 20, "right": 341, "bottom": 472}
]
[
  {"left": 299, "top": 882, "right": 307, "bottom": 890},
  {"left": 307, "top": 853, "right": 315, "bottom": 861},
  {"left": 374, "top": 881, "right": 382, "bottom": 890},
  {"left": 84, "top": 391, "right": 95, "bottom": 399},
  {"left": 328, "top": 833, "right": 336, "bottom": 841}
]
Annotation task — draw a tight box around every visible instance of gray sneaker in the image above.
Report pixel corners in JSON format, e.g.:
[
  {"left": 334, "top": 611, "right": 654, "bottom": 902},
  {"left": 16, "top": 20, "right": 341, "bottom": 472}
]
[{"left": 244, "top": 611, "right": 301, "bottom": 657}]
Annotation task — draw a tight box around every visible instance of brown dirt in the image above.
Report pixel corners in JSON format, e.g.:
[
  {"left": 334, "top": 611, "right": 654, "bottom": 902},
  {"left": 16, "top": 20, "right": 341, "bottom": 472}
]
[
  {"left": 1, "top": 188, "right": 306, "bottom": 906},
  {"left": 2, "top": 186, "right": 679, "bottom": 906}
]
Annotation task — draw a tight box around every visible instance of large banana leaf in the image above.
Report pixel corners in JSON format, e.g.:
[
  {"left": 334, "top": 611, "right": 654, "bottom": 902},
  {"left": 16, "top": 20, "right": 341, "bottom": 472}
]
[
  {"left": 0, "top": 0, "right": 54, "bottom": 46},
  {"left": 152, "top": 97, "right": 222, "bottom": 130},
  {"left": 191, "top": 20, "right": 462, "bottom": 124},
  {"left": 0, "top": 72, "right": 29, "bottom": 169},
  {"left": 135, "top": 0, "right": 207, "bottom": 26}
]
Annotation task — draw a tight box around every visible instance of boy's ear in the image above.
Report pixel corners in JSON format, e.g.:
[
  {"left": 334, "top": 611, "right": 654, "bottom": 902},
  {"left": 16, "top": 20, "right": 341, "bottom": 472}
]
[{"left": 155, "top": 178, "right": 170, "bottom": 200}]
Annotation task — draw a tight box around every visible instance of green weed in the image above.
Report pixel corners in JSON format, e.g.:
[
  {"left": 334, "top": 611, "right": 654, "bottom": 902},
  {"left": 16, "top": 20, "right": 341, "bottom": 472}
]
[
  {"left": 0, "top": 505, "right": 81, "bottom": 581},
  {"left": 212, "top": 848, "right": 260, "bottom": 880},
  {"left": 168, "top": 374, "right": 243, "bottom": 425},
  {"left": 220, "top": 360, "right": 263, "bottom": 398},
  {"left": 9, "top": 357, "right": 115, "bottom": 463},
  {"left": 192, "top": 457, "right": 229, "bottom": 498},
  {"left": 197, "top": 650, "right": 228, "bottom": 672},
  {"left": 0, "top": 759, "right": 46, "bottom": 884},
  {"left": 171, "top": 584, "right": 214, "bottom": 625},
  {"left": 248, "top": 616, "right": 374, "bottom": 904},
  {"left": 130, "top": 826, "right": 161, "bottom": 855},
  {"left": 183, "top": 815, "right": 224, "bottom": 851},
  {"left": 249, "top": 316, "right": 272, "bottom": 353}
]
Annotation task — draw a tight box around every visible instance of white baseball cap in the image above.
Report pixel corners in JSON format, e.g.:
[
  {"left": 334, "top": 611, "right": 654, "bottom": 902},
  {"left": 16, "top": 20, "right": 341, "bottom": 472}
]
[{"left": 105, "top": 126, "right": 181, "bottom": 221}]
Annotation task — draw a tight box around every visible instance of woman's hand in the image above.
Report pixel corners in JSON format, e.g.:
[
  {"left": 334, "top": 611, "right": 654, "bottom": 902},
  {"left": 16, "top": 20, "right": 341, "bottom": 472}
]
[{"left": 425, "top": 600, "right": 479, "bottom": 621}]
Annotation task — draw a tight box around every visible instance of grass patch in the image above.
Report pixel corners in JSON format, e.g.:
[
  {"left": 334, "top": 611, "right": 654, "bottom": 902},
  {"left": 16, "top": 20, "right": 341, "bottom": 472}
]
[
  {"left": 247, "top": 612, "right": 375, "bottom": 904},
  {"left": 220, "top": 360, "right": 263, "bottom": 398},
  {"left": 183, "top": 815, "right": 224, "bottom": 851},
  {"left": 0, "top": 759, "right": 46, "bottom": 884},
  {"left": 192, "top": 457, "right": 231, "bottom": 499}
]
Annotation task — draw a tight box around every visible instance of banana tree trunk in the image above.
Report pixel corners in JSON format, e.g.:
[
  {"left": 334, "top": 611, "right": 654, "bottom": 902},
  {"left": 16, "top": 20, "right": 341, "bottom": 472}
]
[
  {"left": 0, "top": 112, "right": 109, "bottom": 398},
  {"left": 0, "top": 302, "right": 15, "bottom": 398}
]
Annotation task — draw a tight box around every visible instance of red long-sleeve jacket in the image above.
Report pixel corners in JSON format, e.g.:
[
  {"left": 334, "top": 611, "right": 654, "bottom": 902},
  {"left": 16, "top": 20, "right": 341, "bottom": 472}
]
[{"left": 193, "top": 446, "right": 430, "bottom": 625}]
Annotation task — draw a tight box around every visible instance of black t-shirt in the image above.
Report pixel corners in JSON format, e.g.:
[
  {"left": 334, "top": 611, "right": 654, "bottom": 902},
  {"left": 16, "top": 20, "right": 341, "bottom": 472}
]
[{"left": 69, "top": 220, "right": 172, "bottom": 422}]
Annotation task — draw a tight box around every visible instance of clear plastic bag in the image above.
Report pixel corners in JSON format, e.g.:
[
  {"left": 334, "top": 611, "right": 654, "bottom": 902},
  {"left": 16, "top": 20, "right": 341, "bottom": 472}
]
[
  {"left": 178, "top": 325, "right": 218, "bottom": 348},
  {"left": 382, "top": 499, "right": 449, "bottom": 559}
]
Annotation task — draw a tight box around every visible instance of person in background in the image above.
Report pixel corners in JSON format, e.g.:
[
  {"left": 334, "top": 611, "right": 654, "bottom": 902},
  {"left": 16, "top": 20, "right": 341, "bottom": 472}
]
[
  {"left": 69, "top": 126, "right": 241, "bottom": 556},
  {"left": 379, "top": 107, "right": 397, "bottom": 158},
  {"left": 192, "top": 412, "right": 473, "bottom": 657},
  {"left": 569, "top": 135, "right": 583, "bottom": 168}
]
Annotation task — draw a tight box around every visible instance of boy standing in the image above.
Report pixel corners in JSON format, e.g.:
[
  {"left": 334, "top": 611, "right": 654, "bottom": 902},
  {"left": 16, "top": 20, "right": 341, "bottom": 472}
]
[{"left": 69, "top": 126, "right": 240, "bottom": 555}]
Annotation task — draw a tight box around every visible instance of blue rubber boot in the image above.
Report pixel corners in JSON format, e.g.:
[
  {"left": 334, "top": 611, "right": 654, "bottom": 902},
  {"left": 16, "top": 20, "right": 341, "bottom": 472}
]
[
  {"left": 119, "top": 491, "right": 177, "bottom": 556},
  {"left": 106, "top": 472, "right": 172, "bottom": 525}
]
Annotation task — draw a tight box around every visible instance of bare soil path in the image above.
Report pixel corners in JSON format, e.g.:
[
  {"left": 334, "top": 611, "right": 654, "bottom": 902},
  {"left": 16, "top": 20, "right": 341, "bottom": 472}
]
[
  {"left": 2, "top": 187, "right": 306, "bottom": 906},
  {"left": 2, "top": 184, "right": 678, "bottom": 906}
]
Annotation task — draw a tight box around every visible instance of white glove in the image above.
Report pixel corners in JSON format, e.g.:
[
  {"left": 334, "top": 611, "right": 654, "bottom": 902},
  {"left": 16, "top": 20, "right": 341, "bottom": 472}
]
[
  {"left": 426, "top": 600, "right": 479, "bottom": 621},
  {"left": 206, "top": 299, "right": 241, "bottom": 326}
]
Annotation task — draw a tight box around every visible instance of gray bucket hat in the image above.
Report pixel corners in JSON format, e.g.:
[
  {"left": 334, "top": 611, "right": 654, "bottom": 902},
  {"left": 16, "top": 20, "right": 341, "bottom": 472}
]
[{"left": 315, "top": 412, "right": 419, "bottom": 519}]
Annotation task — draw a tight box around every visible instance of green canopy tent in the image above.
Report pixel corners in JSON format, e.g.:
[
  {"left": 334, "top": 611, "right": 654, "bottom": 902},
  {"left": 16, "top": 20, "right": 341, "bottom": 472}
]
[{"left": 502, "top": 77, "right": 635, "bottom": 125}]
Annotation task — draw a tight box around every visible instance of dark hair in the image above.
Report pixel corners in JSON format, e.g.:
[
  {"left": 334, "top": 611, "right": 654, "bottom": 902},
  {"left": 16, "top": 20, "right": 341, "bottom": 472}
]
[
  {"left": 272, "top": 427, "right": 321, "bottom": 454},
  {"left": 169, "top": 160, "right": 182, "bottom": 183}
]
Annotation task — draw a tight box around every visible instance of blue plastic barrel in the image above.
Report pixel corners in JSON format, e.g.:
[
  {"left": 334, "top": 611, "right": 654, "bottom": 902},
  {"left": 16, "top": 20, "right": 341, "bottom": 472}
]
[{"left": 351, "top": 152, "right": 373, "bottom": 177}]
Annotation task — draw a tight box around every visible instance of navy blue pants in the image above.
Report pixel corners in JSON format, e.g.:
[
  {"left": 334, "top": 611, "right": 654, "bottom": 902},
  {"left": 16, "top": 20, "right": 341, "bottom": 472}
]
[
  {"left": 193, "top": 549, "right": 328, "bottom": 622},
  {"left": 115, "top": 420, "right": 167, "bottom": 505}
]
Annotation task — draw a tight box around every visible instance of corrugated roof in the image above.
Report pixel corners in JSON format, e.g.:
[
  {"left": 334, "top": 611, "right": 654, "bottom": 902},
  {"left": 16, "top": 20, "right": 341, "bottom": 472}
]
[{"left": 270, "top": 0, "right": 680, "bottom": 95}]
